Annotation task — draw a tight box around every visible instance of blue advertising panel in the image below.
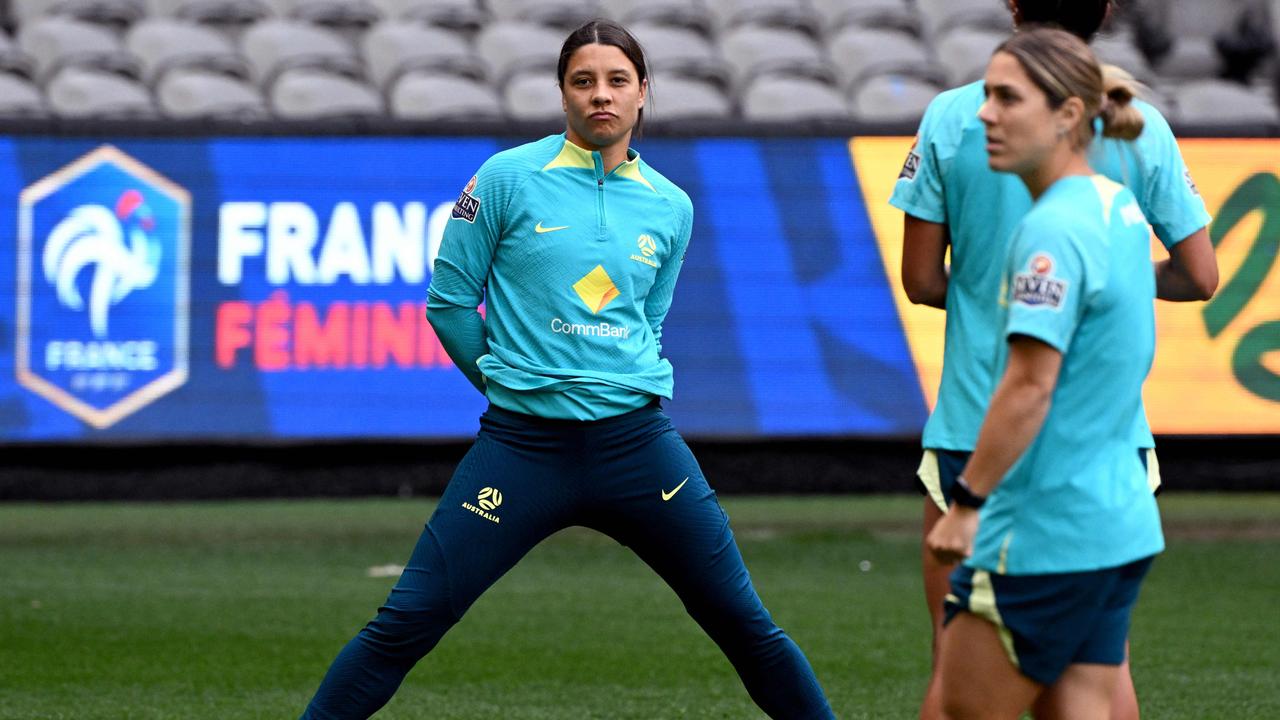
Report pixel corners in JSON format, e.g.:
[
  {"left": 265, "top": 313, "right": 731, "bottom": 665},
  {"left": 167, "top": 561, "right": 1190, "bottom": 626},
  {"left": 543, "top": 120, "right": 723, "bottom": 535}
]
[{"left": 0, "top": 136, "right": 926, "bottom": 442}]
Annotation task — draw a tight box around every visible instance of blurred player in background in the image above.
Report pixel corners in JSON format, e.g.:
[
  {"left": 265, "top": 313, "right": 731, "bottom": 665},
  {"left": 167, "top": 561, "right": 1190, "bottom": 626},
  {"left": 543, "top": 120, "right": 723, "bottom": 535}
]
[
  {"left": 890, "top": 0, "right": 1217, "bottom": 717},
  {"left": 926, "top": 27, "right": 1166, "bottom": 719},
  {"left": 298, "top": 19, "right": 835, "bottom": 720}
]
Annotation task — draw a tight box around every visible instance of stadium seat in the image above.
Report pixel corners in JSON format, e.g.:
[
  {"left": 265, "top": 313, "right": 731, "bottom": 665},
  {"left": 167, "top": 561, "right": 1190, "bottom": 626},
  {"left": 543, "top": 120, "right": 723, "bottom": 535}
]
[
  {"left": 0, "top": 73, "right": 47, "bottom": 117},
  {"left": 148, "top": 0, "right": 271, "bottom": 27},
  {"left": 240, "top": 19, "right": 362, "bottom": 88},
  {"left": 485, "top": 0, "right": 600, "bottom": 30},
  {"left": 388, "top": 71, "right": 503, "bottom": 120},
  {"left": 598, "top": 0, "right": 714, "bottom": 37},
  {"left": 502, "top": 70, "right": 563, "bottom": 120},
  {"left": 1130, "top": 0, "right": 1241, "bottom": 80},
  {"left": 0, "top": 30, "right": 37, "bottom": 79},
  {"left": 648, "top": 75, "right": 732, "bottom": 120},
  {"left": 708, "top": 0, "right": 822, "bottom": 37},
  {"left": 848, "top": 73, "right": 941, "bottom": 123},
  {"left": 11, "top": 0, "right": 147, "bottom": 28},
  {"left": 15, "top": 16, "right": 140, "bottom": 83},
  {"left": 261, "top": 0, "right": 381, "bottom": 30},
  {"left": 125, "top": 18, "right": 249, "bottom": 85},
  {"left": 720, "top": 26, "right": 834, "bottom": 89},
  {"left": 810, "top": 0, "right": 922, "bottom": 38},
  {"left": 827, "top": 26, "right": 941, "bottom": 95},
  {"left": 1171, "top": 78, "right": 1280, "bottom": 127},
  {"left": 741, "top": 75, "right": 849, "bottom": 121},
  {"left": 1091, "top": 29, "right": 1158, "bottom": 85},
  {"left": 475, "top": 21, "right": 563, "bottom": 85},
  {"left": 361, "top": 22, "right": 485, "bottom": 93},
  {"left": 630, "top": 22, "right": 732, "bottom": 90},
  {"left": 934, "top": 27, "right": 1005, "bottom": 87},
  {"left": 915, "top": 0, "right": 1012, "bottom": 39},
  {"left": 364, "top": 0, "right": 487, "bottom": 32},
  {"left": 269, "top": 67, "right": 382, "bottom": 119},
  {"left": 156, "top": 67, "right": 268, "bottom": 118},
  {"left": 45, "top": 67, "right": 155, "bottom": 117}
]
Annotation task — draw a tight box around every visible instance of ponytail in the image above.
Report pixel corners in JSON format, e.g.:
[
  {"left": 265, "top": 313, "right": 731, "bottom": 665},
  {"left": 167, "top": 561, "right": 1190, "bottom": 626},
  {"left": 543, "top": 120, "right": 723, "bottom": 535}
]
[{"left": 1100, "top": 64, "right": 1145, "bottom": 140}]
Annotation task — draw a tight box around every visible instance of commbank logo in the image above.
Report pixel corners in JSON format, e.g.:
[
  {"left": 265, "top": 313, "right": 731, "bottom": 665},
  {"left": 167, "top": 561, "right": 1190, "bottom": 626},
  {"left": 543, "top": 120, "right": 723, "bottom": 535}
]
[
  {"left": 572, "top": 265, "right": 619, "bottom": 314},
  {"left": 17, "top": 145, "right": 191, "bottom": 429},
  {"left": 462, "top": 486, "right": 503, "bottom": 524}
]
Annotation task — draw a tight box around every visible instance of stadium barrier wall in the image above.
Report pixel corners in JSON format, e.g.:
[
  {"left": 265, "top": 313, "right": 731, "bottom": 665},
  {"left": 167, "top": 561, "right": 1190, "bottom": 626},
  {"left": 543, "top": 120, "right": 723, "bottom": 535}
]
[{"left": 1, "top": 130, "right": 1277, "bottom": 497}]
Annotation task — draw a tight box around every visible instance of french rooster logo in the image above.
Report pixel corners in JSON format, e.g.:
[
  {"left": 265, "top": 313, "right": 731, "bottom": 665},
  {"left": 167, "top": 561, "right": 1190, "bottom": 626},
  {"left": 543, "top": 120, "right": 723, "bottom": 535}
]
[{"left": 41, "top": 189, "right": 162, "bottom": 338}]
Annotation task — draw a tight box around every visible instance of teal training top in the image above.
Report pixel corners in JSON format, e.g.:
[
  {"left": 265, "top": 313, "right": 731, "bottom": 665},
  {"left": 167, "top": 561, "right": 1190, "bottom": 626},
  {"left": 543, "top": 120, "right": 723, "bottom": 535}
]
[
  {"left": 427, "top": 134, "right": 694, "bottom": 421},
  {"left": 969, "top": 175, "right": 1165, "bottom": 574},
  {"left": 889, "top": 81, "right": 1210, "bottom": 452}
]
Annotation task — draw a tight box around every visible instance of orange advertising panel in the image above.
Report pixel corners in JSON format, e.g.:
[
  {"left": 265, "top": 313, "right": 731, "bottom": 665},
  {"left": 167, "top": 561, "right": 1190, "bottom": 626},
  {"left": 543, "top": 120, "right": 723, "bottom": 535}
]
[{"left": 852, "top": 136, "right": 1280, "bottom": 435}]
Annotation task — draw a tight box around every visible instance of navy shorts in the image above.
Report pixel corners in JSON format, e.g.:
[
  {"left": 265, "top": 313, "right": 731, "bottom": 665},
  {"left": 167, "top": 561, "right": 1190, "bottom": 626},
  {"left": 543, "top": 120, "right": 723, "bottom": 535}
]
[
  {"left": 917, "top": 448, "right": 1161, "bottom": 513},
  {"left": 943, "top": 557, "right": 1155, "bottom": 685}
]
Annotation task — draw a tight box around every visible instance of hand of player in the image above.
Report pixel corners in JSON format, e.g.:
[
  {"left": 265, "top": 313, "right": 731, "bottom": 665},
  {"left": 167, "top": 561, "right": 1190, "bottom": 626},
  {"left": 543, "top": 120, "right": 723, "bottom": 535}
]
[{"left": 926, "top": 506, "right": 979, "bottom": 565}]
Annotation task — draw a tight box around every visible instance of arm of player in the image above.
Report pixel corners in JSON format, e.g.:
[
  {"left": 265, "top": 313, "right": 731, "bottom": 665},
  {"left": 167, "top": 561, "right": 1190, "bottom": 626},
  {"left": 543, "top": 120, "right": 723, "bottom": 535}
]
[
  {"left": 643, "top": 201, "right": 693, "bottom": 354},
  {"left": 901, "top": 214, "right": 949, "bottom": 308},
  {"left": 427, "top": 168, "right": 507, "bottom": 393},
  {"left": 1154, "top": 226, "right": 1218, "bottom": 301},
  {"left": 926, "top": 336, "right": 1062, "bottom": 564}
]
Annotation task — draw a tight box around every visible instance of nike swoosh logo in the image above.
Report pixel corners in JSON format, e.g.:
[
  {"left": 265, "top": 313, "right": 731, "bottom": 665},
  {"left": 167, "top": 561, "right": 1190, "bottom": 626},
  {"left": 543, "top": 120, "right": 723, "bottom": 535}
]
[
  {"left": 661, "top": 477, "right": 689, "bottom": 502},
  {"left": 535, "top": 222, "right": 570, "bottom": 233}
]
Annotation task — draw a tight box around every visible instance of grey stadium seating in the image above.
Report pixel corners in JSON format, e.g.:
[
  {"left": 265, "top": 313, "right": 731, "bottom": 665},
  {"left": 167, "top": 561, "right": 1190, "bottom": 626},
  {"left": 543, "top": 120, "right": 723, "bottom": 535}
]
[
  {"left": 46, "top": 67, "right": 154, "bottom": 117},
  {"left": 502, "top": 70, "right": 564, "bottom": 120},
  {"left": 11, "top": 0, "right": 147, "bottom": 28},
  {"left": 719, "top": 26, "right": 834, "bottom": 89},
  {"left": 828, "top": 26, "right": 940, "bottom": 95},
  {"left": 261, "top": 0, "right": 381, "bottom": 28},
  {"left": 741, "top": 75, "right": 848, "bottom": 121},
  {"left": 649, "top": 75, "right": 733, "bottom": 120},
  {"left": 389, "top": 71, "right": 503, "bottom": 120},
  {"left": 915, "top": 0, "right": 1012, "bottom": 38},
  {"left": 1171, "top": 78, "right": 1280, "bottom": 126},
  {"left": 934, "top": 27, "right": 1006, "bottom": 88},
  {"left": 848, "top": 73, "right": 942, "bottom": 123},
  {"left": 269, "top": 67, "right": 382, "bottom": 119},
  {"left": 147, "top": 0, "right": 271, "bottom": 26},
  {"left": 598, "top": 0, "right": 714, "bottom": 37},
  {"left": 485, "top": 0, "right": 600, "bottom": 30},
  {"left": 156, "top": 67, "right": 267, "bottom": 119},
  {"left": 810, "top": 0, "right": 921, "bottom": 38},
  {"left": 364, "top": 0, "right": 487, "bottom": 32},
  {"left": 708, "top": 0, "right": 822, "bottom": 37},
  {"left": 0, "top": 30, "right": 36, "bottom": 79},
  {"left": 629, "top": 22, "right": 732, "bottom": 90},
  {"left": 361, "top": 22, "right": 486, "bottom": 93},
  {"left": 125, "top": 18, "right": 249, "bottom": 85},
  {"left": 475, "top": 20, "right": 563, "bottom": 85},
  {"left": 16, "top": 16, "right": 139, "bottom": 82},
  {"left": 240, "top": 19, "right": 362, "bottom": 87},
  {"left": 0, "top": 73, "right": 48, "bottom": 116}
]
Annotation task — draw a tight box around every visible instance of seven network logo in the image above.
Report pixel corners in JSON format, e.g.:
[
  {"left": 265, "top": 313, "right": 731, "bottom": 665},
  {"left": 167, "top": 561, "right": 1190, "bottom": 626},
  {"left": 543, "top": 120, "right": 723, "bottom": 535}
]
[{"left": 16, "top": 145, "right": 191, "bottom": 429}]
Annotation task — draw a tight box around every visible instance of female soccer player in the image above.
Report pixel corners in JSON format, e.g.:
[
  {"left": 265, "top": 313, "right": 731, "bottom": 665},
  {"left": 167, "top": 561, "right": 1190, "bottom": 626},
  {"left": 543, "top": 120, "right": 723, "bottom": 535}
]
[
  {"left": 297, "top": 19, "right": 835, "bottom": 720},
  {"left": 890, "top": 1, "right": 1217, "bottom": 717},
  {"left": 926, "top": 26, "right": 1165, "bottom": 719}
]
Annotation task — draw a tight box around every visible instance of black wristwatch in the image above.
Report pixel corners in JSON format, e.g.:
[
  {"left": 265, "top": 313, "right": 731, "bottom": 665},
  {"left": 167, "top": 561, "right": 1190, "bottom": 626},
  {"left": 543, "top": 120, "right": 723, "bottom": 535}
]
[{"left": 951, "top": 475, "right": 986, "bottom": 509}]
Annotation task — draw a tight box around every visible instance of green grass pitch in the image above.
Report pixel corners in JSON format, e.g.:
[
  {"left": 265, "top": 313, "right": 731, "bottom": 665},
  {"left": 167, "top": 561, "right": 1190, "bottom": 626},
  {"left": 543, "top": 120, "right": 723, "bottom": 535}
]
[{"left": 2, "top": 494, "right": 1278, "bottom": 719}]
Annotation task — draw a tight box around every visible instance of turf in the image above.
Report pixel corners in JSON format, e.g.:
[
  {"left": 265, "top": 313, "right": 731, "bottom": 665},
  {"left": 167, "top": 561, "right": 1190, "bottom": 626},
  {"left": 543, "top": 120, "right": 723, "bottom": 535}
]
[{"left": 1, "top": 494, "right": 1277, "bottom": 719}]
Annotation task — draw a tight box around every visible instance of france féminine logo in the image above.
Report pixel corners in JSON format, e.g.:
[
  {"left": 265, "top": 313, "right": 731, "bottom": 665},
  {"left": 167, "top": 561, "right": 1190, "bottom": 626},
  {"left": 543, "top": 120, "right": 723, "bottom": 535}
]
[{"left": 16, "top": 145, "right": 191, "bottom": 429}]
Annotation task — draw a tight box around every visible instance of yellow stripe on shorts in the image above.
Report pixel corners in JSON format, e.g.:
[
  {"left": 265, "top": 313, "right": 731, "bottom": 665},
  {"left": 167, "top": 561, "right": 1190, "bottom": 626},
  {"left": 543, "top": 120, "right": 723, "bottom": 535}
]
[
  {"left": 917, "top": 450, "right": 947, "bottom": 513},
  {"left": 1146, "top": 448, "right": 1162, "bottom": 494},
  {"left": 971, "top": 570, "right": 1019, "bottom": 672}
]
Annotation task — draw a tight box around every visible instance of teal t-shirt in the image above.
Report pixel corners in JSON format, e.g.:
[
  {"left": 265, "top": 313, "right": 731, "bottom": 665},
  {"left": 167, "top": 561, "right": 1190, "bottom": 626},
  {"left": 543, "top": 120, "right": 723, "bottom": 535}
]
[
  {"left": 969, "top": 175, "right": 1165, "bottom": 574},
  {"left": 427, "top": 134, "right": 694, "bottom": 420},
  {"left": 889, "top": 81, "right": 1211, "bottom": 451}
]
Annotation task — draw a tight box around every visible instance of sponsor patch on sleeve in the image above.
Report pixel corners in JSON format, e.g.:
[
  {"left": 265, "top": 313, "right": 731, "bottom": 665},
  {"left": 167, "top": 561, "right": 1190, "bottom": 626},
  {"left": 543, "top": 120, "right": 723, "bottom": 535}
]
[
  {"left": 1183, "top": 168, "right": 1200, "bottom": 197},
  {"left": 898, "top": 137, "right": 921, "bottom": 180},
  {"left": 451, "top": 174, "right": 481, "bottom": 223},
  {"left": 1011, "top": 253, "right": 1068, "bottom": 309}
]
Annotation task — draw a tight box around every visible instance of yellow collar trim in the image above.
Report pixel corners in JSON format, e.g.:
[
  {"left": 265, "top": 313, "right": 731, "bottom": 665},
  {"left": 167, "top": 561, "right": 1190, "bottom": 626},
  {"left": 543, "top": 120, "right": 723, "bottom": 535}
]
[
  {"left": 542, "top": 139, "right": 595, "bottom": 171},
  {"left": 616, "top": 158, "right": 655, "bottom": 192}
]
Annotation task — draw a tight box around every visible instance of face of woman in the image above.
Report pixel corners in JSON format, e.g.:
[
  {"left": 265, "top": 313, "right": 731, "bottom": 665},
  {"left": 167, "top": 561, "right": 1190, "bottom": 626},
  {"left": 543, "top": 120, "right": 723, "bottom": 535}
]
[
  {"left": 977, "top": 51, "right": 1068, "bottom": 177},
  {"left": 560, "top": 42, "right": 646, "bottom": 153}
]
